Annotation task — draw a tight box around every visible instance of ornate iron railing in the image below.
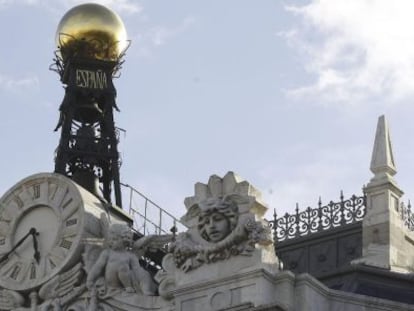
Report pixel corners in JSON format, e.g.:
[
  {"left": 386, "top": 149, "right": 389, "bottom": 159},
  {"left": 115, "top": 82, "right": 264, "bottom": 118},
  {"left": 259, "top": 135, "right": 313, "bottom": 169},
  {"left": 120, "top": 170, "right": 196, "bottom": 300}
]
[
  {"left": 400, "top": 201, "right": 414, "bottom": 231},
  {"left": 120, "top": 183, "right": 187, "bottom": 235},
  {"left": 270, "top": 192, "right": 367, "bottom": 242}
]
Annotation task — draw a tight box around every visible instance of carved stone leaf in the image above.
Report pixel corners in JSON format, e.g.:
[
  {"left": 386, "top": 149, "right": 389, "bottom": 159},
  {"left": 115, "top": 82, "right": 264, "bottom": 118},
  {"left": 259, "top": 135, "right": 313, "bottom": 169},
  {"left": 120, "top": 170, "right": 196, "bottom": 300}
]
[
  {"left": 208, "top": 175, "right": 223, "bottom": 197},
  {"left": 0, "top": 289, "right": 24, "bottom": 309},
  {"left": 39, "top": 262, "right": 83, "bottom": 300},
  {"left": 99, "top": 212, "right": 111, "bottom": 243},
  {"left": 83, "top": 244, "right": 103, "bottom": 272}
]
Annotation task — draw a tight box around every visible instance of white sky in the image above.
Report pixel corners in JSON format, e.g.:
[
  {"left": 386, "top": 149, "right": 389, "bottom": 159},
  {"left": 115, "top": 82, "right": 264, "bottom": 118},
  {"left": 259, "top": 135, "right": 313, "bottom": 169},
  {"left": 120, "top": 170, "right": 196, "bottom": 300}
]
[{"left": 1, "top": 0, "right": 414, "bottom": 222}]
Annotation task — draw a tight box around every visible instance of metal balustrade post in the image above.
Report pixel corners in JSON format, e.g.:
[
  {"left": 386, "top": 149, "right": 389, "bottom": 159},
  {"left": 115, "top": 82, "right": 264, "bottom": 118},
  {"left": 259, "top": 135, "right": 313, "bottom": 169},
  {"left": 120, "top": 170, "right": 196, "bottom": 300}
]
[
  {"left": 318, "top": 197, "right": 323, "bottom": 231},
  {"left": 144, "top": 199, "right": 148, "bottom": 236},
  {"left": 129, "top": 186, "right": 133, "bottom": 214},
  {"left": 295, "top": 204, "right": 300, "bottom": 237},
  {"left": 159, "top": 210, "right": 162, "bottom": 235},
  {"left": 340, "top": 190, "right": 345, "bottom": 226},
  {"left": 273, "top": 209, "right": 278, "bottom": 243}
]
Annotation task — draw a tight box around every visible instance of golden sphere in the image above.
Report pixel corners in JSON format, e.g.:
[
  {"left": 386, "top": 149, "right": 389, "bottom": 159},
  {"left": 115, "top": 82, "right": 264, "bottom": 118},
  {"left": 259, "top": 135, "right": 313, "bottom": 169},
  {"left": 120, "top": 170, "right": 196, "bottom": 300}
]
[{"left": 55, "top": 3, "right": 128, "bottom": 61}]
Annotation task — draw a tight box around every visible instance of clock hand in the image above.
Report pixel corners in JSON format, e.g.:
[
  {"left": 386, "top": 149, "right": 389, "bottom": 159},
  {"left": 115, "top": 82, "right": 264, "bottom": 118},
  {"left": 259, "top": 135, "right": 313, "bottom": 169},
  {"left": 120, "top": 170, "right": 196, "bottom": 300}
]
[
  {"left": 31, "top": 229, "right": 40, "bottom": 264},
  {"left": 0, "top": 228, "right": 36, "bottom": 264}
]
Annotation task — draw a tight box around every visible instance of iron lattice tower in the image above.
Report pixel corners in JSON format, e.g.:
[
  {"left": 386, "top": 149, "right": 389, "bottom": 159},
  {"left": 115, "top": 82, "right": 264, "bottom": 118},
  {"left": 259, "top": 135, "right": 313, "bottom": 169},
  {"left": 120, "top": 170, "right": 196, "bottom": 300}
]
[{"left": 52, "top": 44, "right": 125, "bottom": 208}]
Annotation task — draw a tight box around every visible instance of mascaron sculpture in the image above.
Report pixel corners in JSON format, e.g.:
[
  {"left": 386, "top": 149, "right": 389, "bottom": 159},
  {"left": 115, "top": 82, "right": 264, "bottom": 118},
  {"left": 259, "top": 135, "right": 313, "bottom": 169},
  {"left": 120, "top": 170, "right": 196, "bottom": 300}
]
[{"left": 156, "top": 172, "right": 277, "bottom": 298}]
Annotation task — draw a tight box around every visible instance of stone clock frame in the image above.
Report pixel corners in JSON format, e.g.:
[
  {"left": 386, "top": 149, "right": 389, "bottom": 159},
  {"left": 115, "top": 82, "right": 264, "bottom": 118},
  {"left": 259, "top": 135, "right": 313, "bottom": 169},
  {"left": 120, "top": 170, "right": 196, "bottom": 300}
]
[{"left": 0, "top": 173, "right": 105, "bottom": 292}]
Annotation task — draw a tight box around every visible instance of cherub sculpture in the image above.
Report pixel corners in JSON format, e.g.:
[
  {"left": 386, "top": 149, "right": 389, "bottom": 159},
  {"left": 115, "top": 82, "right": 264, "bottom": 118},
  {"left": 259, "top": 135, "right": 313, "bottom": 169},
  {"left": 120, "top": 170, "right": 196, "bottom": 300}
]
[{"left": 86, "top": 223, "right": 157, "bottom": 296}]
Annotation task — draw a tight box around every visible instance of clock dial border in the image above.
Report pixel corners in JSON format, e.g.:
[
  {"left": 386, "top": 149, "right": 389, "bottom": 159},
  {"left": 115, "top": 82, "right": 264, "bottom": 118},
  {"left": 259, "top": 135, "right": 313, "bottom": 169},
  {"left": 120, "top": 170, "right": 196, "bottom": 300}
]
[{"left": 0, "top": 173, "right": 87, "bottom": 291}]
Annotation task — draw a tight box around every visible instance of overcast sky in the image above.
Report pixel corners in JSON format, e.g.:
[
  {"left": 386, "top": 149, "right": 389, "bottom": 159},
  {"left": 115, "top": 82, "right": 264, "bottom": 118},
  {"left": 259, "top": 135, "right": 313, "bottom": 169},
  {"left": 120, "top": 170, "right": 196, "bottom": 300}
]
[{"left": 1, "top": 0, "right": 413, "bottom": 223}]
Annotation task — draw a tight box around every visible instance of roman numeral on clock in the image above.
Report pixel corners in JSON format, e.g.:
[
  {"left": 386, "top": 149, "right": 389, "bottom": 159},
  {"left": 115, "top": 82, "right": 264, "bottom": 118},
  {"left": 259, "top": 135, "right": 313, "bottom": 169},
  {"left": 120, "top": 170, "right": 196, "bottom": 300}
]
[
  {"left": 45, "top": 252, "right": 63, "bottom": 271},
  {"left": 13, "top": 196, "right": 23, "bottom": 209},
  {"left": 65, "top": 218, "right": 77, "bottom": 226},
  {"left": 60, "top": 239, "right": 72, "bottom": 250},
  {"left": 48, "top": 257, "right": 56, "bottom": 269},
  {"left": 9, "top": 264, "right": 21, "bottom": 280},
  {"left": 61, "top": 198, "right": 73, "bottom": 210},
  {"left": 33, "top": 184, "right": 41, "bottom": 199},
  {"left": 30, "top": 263, "right": 36, "bottom": 279}
]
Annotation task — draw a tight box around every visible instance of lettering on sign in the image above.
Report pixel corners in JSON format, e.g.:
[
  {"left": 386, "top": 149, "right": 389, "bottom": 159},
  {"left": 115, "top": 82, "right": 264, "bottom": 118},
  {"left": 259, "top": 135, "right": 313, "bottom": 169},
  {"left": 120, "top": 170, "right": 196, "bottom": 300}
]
[{"left": 76, "top": 69, "right": 108, "bottom": 90}]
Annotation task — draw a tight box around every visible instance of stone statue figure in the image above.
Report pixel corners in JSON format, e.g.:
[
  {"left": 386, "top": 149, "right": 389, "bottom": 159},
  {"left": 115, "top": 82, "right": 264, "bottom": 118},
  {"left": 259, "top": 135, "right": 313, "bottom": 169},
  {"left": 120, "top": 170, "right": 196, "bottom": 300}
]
[
  {"left": 38, "top": 215, "right": 172, "bottom": 311},
  {"left": 86, "top": 223, "right": 157, "bottom": 296}
]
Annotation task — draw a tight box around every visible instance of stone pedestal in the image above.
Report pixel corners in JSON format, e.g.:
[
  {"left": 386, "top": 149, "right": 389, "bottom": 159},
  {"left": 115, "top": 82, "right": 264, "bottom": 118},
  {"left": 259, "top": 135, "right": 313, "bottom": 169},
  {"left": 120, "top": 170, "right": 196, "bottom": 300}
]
[
  {"left": 173, "top": 268, "right": 286, "bottom": 311},
  {"left": 170, "top": 245, "right": 278, "bottom": 287}
]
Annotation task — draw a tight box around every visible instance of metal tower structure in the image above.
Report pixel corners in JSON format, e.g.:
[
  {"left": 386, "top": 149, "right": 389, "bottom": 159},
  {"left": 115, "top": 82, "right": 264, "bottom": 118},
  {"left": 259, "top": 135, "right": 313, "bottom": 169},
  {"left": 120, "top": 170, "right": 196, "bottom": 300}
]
[{"left": 51, "top": 4, "right": 129, "bottom": 208}]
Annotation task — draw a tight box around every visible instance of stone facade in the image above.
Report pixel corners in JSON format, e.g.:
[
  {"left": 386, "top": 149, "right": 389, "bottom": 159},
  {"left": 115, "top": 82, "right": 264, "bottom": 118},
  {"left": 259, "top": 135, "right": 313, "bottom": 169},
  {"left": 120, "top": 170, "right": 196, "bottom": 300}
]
[{"left": 0, "top": 115, "right": 414, "bottom": 310}]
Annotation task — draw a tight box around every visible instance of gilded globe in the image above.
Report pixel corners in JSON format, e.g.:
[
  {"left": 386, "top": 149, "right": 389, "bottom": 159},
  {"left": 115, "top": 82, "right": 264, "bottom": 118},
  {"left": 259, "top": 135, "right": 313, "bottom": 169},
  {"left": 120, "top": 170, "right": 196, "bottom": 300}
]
[{"left": 55, "top": 3, "right": 128, "bottom": 61}]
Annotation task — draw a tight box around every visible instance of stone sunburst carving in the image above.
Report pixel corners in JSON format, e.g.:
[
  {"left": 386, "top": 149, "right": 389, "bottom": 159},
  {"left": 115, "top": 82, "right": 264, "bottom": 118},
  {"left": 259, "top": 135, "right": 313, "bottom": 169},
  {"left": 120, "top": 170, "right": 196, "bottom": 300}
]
[
  {"left": 156, "top": 172, "right": 278, "bottom": 299},
  {"left": 169, "top": 172, "right": 272, "bottom": 272}
]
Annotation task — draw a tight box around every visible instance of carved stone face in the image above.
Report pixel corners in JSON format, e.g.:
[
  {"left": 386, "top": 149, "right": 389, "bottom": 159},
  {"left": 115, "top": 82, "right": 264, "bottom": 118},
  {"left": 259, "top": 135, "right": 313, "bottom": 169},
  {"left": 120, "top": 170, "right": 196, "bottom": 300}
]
[
  {"left": 197, "top": 197, "right": 239, "bottom": 243},
  {"left": 203, "top": 212, "right": 231, "bottom": 242},
  {"left": 121, "top": 228, "right": 133, "bottom": 248},
  {"left": 108, "top": 224, "right": 131, "bottom": 250}
]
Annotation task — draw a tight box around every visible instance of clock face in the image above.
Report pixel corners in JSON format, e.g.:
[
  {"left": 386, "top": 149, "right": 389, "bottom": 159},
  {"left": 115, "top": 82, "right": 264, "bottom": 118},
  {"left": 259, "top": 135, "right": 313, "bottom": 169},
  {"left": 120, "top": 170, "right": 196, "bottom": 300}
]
[{"left": 0, "top": 173, "right": 85, "bottom": 291}]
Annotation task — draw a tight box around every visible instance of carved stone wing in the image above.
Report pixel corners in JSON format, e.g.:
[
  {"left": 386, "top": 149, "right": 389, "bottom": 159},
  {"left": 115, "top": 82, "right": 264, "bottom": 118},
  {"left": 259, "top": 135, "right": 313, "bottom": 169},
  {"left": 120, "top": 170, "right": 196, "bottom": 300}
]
[
  {"left": 133, "top": 234, "right": 173, "bottom": 258},
  {"left": 83, "top": 244, "right": 104, "bottom": 273},
  {"left": 0, "top": 289, "right": 24, "bottom": 310},
  {"left": 99, "top": 212, "right": 111, "bottom": 243},
  {"left": 38, "top": 262, "right": 84, "bottom": 301}
]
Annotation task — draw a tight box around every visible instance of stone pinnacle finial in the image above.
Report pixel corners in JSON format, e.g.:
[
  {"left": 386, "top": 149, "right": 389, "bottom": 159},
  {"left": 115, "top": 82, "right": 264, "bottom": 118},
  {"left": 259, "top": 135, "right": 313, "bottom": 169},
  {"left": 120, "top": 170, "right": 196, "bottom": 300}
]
[{"left": 370, "top": 115, "right": 396, "bottom": 180}]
